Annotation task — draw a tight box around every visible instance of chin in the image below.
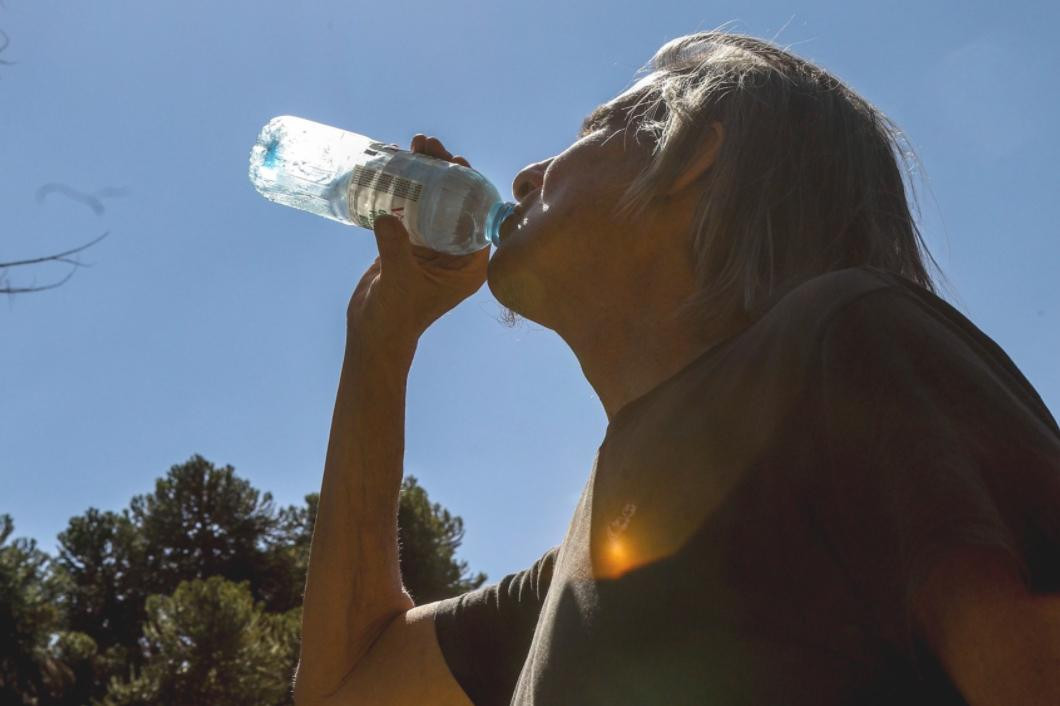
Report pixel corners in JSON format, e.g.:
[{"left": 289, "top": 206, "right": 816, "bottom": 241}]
[
  {"left": 486, "top": 249, "right": 549, "bottom": 329},
  {"left": 486, "top": 255, "right": 519, "bottom": 313}
]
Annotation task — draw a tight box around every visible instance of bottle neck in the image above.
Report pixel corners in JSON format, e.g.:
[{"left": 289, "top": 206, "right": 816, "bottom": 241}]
[{"left": 485, "top": 201, "right": 517, "bottom": 246}]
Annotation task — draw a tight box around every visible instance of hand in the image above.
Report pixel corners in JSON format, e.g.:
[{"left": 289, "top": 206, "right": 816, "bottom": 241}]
[{"left": 346, "top": 136, "right": 489, "bottom": 348}]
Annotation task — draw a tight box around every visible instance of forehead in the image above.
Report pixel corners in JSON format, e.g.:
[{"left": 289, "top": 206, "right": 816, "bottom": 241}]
[{"left": 577, "top": 72, "right": 661, "bottom": 139}]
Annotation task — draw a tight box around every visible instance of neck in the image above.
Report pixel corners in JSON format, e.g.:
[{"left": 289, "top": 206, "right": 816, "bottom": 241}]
[{"left": 558, "top": 307, "right": 735, "bottom": 422}]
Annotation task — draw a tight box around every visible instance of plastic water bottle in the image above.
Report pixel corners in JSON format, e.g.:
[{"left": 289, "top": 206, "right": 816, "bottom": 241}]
[{"left": 249, "top": 116, "right": 515, "bottom": 255}]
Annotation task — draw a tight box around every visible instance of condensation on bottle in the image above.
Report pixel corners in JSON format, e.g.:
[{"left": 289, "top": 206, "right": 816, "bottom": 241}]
[{"left": 248, "top": 116, "right": 515, "bottom": 255}]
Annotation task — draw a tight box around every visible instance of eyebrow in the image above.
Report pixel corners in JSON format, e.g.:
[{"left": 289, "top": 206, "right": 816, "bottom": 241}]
[{"left": 578, "top": 104, "right": 617, "bottom": 139}]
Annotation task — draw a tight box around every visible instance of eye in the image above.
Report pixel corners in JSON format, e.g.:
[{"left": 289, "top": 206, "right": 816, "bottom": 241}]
[{"left": 579, "top": 105, "right": 616, "bottom": 138}]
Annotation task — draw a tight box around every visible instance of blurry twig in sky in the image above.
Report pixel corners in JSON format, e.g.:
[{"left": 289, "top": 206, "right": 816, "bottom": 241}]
[
  {"left": 0, "top": 21, "right": 117, "bottom": 297},
  {"left": 36, "top": 184, "right": 131, "bottom": 216},
  {"left": 0, "top": 30, "right": 14, "bottom": 67},
  {"left": 0, "top": 232, "right": 110, "bottom": 295},
  {"left": 2, "top": 184, "right": 130, "bottom": 294}
]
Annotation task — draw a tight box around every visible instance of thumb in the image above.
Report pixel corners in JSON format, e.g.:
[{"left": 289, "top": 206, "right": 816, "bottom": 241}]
[{"left": 372, "top": 214, "right": 413, "bottom": 269}]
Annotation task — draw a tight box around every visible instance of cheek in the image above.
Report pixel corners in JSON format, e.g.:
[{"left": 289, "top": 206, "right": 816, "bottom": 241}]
[
  {"left": 542, "top": 169, "right": 611, "bottom": 226},
  {"left": 549, "top": 150, "right": 643, "bottom": 222}
]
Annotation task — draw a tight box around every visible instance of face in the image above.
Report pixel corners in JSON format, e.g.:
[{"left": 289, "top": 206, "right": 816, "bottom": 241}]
[{"left": 487, "top": 88, "right": 662, "bottom": 331}]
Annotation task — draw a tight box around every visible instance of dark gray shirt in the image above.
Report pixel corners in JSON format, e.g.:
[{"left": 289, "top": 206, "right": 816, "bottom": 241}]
[{"left": 434, "top": 267, "right": 1060, "bottom": 705}]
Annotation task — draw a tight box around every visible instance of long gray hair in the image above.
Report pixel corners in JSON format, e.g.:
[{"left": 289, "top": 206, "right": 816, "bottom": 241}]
[{"left": 609, "top": 31, "right": 940, "bottom": 332}]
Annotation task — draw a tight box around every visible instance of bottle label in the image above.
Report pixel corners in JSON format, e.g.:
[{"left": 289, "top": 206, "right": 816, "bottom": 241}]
[
  {"left": 365, "top": 141, "right": 401, "bottom": 155},
  {"left": 347, "top": 163, "right": 424, "bottom": 229}
]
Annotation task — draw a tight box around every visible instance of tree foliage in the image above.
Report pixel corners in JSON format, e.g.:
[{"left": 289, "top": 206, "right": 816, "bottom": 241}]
[
  {"left": 0, "top": 515, "right": 86, "bottom": 705},
  {"left": 101, "top": 577, "right": 298, "bottom": 706},
  {"left": 0, "top": 456, "right": 484, "bottom": 705},
  {"left": 398, "top": 476, "right": 487, "bottom": 604},
  {"left": 57, "top": 509, "right": 146, "bottom": 654},
  {"left": 126, "top": 455, "right": 299, "bottom": 612}
]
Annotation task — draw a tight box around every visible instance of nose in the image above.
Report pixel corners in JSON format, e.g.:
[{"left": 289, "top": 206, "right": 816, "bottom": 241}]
[{"left": 511, "top": 158, "right": 550, "bottom": 202}]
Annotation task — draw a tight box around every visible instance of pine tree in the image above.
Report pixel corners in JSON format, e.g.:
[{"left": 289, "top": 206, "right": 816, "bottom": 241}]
[{"left": 101, "top": 577, "right": 298, "bottom": 706}]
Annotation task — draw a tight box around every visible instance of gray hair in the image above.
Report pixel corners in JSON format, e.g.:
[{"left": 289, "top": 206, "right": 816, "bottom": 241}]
[{"left": 603, "top": 31, "right": 940, "bottom": 333}]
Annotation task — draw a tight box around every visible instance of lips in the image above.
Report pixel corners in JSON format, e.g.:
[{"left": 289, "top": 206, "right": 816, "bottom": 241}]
[
  {"left": 497, "top": 196, "right": 534, "bottom": 243},
  {"left": 497, "top": 208, "right": 520, "bottom": 243}
]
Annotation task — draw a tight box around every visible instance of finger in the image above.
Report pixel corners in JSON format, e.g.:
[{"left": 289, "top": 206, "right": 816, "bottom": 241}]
[
  {"left": 351, "top": 257, "right": 381, "bottom": 296},
  {"left": 424, "top": 136, "right": 454, "bottom": 160},
  {"left": 452, "top": 155, "right": 471, "bottom": 168},
  {"left": 372, "top": 214, "right": 414, "bottom": 271},
  {"left": 429, "top": 246, "right": 490, "bottom": 271},
  {"left": 410, "top": 134, "right": 427, "bottom": 152},
  {"left": 408, "top": 243, "right": 441, "bottom": 261}
]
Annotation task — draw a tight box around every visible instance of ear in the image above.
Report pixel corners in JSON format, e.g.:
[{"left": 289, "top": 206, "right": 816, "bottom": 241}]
[{"left": 665, "top": 122, "right": 724, "bottom": 196}]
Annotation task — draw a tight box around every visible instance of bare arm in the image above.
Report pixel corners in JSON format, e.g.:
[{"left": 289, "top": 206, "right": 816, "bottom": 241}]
[
  {"left": 292, "top": 329, "right": 417, "bottom": 704},
  {"left": 913, "top": 546, "right": 1060, "bottom": 706},
  {"left": 293, "top": 136, "right": 488, "bottom": 705},
  {"left": 320, "top": 602, "right": 473, "bottom": 705}
]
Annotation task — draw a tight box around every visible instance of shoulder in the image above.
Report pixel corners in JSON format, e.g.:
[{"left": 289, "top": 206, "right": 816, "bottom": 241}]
[
  {"left": 744, "top": 267, "right": 912, "bottom": 363},
  {"left": 801, "top": 270, "right": 1059, "bottom": 436},
  {"left": 764, "top": 266, "right": 940, "bottom": 329},
  {"left": 811, "top": 268, "right": 1004, "bottom": 379},
  {"left": 765, "top": 267, "right": 987, "bottom": 366}
]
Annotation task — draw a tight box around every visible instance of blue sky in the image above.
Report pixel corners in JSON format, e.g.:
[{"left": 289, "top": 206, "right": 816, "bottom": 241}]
[{"left": 2, "top": 0, "right": 1057, "bottom": 583}]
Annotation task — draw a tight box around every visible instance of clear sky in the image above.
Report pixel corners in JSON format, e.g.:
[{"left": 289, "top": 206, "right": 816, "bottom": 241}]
[{"left": 2, "top": 0, "right": 1057, "bottom": 583}]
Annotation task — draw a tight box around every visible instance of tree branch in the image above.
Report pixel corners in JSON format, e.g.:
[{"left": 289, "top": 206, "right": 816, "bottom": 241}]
[
  {"left": 0, "top": 231, "right": 109, "bottom": 269},
  {"left": 0, "top": 231, "right": 109, "bottom": 295}
]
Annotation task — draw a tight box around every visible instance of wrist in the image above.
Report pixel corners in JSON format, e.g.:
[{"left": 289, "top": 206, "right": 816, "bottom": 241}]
[{"left": 344, "top": 326, "right": 418, "bottom": 369}]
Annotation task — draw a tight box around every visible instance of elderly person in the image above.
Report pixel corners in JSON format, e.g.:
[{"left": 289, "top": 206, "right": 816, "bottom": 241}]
[{"left": 294, "top": 32, "right": 1060, "bottom": 706}]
